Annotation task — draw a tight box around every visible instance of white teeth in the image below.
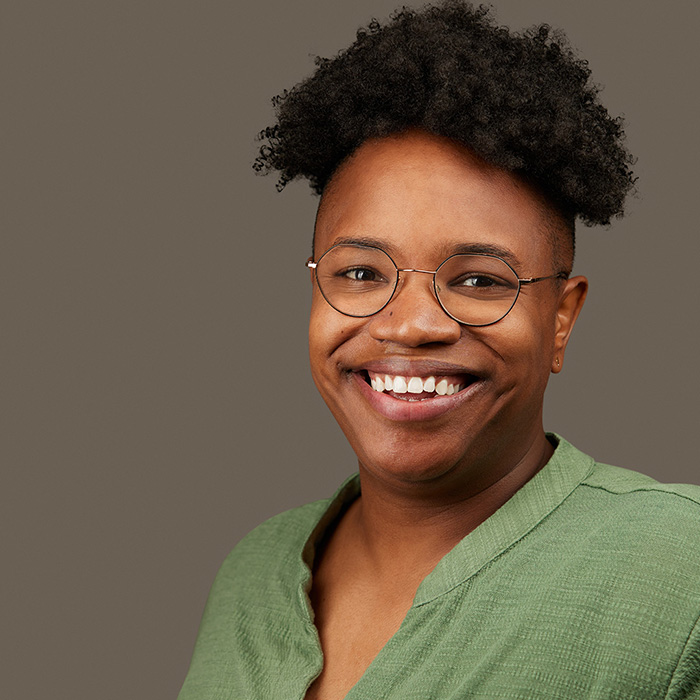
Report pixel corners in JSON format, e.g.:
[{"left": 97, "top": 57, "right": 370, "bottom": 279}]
[
  {"left": 368, "top": 372, "right": 465, "bottom": 397},
  {"left": 407, "top": 377, "right": 423, "bottom": 394},
  {"left": 393, "top": 376, "right": 408, "bottom": 394}
]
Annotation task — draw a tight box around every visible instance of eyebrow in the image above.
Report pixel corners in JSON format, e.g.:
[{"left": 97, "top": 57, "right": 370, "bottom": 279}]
[
  {"left": 450, "top": 242, "right": 522, "bottom": 268},
  {"left": 333, "top": 235, "right": 391, "bottom": 249},
  {"left": 330, "top": 236, "right": 523, "bottom": 269}
]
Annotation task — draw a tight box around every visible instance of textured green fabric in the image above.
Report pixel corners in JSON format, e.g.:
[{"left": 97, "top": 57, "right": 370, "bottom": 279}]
[{"left": 178, "top": 437, "right": 700, "bottom": 699}]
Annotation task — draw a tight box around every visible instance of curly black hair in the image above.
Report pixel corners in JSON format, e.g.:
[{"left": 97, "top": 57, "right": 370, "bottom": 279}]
[{"left": 254, "top": 0, "right": 635, "bottom": 228}]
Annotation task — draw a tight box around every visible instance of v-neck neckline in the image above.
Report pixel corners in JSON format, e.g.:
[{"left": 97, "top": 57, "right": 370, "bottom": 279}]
[{"left": 300, "top": 434, "right": 594, "bottom": 615}]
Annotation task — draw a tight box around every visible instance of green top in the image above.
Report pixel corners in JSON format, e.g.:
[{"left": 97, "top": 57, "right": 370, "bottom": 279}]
[{"left": 178, "top": 436, "right": 700, "bottom": 699}]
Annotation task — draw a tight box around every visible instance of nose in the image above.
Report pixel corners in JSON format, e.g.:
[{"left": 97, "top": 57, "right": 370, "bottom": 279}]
[{"left": 367, "top": 271, "right": 462, "bottom": 347}]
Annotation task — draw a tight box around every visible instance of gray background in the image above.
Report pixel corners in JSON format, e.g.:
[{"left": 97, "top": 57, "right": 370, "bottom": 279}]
[{"left": 3, "top": 1, "right": 699, "bottom": 698}]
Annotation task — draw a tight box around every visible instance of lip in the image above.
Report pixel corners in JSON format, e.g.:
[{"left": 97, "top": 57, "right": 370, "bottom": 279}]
[
  {"left": 352, "top": 369, "right": 484, "bottom": 422},
  {"left": 356, "top": 359, "right": 480, "bottom": 378}
]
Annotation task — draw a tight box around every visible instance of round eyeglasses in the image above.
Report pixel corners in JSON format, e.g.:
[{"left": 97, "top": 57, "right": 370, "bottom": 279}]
[{"left": 306, "top": 244, "right": 569, "bottom": 327}]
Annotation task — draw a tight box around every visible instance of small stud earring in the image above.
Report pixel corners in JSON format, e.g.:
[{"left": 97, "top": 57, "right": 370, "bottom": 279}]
[{"left": 555, "top": 357, "right": 560, "bottom": 367}]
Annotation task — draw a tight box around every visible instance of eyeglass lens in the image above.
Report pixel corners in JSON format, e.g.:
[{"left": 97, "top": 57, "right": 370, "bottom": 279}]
[{"left": 314, "top": 244, "right": 521, "bottom": 326}]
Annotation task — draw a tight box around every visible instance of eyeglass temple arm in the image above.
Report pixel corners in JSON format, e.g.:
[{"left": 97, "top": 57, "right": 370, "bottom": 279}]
[{"left": 519, "top": 272, "right": 569, "bottom": 285}]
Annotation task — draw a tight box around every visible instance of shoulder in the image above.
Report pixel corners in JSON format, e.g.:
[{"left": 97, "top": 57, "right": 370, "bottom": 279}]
[
  {"left": 208, "top": 473, "right": 360, "bottom": 597},
  {"left": 580, "top": 460, "right": 700, "bottom": 533},
  {"left": 186, "top": 496, "right": 335, "bottom": 661},
  {"left": 177, "top": 492, "right": 349, "bottom": 699},
  {"left": 583, "top": 460, "right": 700, "bottom": 502},
  {"left": 559, "top": 458, "right": 700, "bottom": 587},
  {"left": 547, "top": 437, "right": 700, "bottom": 548},
  {"left": 538, "top": 439, "right": 700, "bottom": 602},
  {"left": 520, "top": 449, "right": 700, "bottom": 658},
  {"left": 214, "top": 497, "right": 333, "bottom": 585}
]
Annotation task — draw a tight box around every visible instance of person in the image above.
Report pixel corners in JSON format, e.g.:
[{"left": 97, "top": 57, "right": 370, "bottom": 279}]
[{"left": 178, "top": 2, "right": 700, "bottom": 698}]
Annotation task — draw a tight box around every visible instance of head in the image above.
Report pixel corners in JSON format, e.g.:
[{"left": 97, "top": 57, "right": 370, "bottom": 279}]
[
  {"left": 307, "top": 130, "right": 587, "bottom": 490},
  {"left": 254, "top": 1, "right": 634, "bottom": 488}
]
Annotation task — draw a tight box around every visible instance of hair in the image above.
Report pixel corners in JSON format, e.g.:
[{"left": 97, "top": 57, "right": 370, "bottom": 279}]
[{"left": 254, "top": 0, "right": 635, "bottom": 247}]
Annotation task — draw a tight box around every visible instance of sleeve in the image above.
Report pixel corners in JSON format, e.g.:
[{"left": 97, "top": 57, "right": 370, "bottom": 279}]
[{"left": 665, "top": 613, "right": 700, "bottom": 700}]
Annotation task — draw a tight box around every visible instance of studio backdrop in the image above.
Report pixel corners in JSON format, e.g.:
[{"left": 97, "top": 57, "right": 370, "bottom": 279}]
[{"left": 3, "top": 2, "right": 699, "bottom": 699}]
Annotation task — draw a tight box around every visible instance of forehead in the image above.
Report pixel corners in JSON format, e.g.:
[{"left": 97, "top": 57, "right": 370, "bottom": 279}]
[{"left": 315, "top": 131, "right": 559, "bottom": 269}]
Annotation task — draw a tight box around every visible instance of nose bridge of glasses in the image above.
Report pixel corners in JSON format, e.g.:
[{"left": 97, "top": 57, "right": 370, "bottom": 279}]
[
  {"left": 391, "top": 267, "right": 441, "bottom": 307},
  {"left": 397, "top": 267, "right": 438, "bottom": 275}
]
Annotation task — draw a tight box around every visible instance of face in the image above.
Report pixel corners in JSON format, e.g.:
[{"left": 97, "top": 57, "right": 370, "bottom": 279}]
[{"left": 309, "top": 130, "right": 587, "bottom": 495}]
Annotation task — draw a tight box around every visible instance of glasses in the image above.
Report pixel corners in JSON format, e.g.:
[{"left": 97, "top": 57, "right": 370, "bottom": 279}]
[{"left": 306, "top": 244, "right": 569, "bottom": 327}]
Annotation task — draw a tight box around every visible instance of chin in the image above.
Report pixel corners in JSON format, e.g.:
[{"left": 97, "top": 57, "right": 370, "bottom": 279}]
[{"left": 347, "top": 427, "right": 483, "bottom": 486}]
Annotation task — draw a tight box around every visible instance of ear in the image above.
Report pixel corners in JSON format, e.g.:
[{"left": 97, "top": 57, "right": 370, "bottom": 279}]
[{"left": 551, "top": 275, "right": 588, "bottom": 373}]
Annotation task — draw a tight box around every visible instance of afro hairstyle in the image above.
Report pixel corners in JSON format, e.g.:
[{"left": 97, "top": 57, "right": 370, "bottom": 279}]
[{"left": 254, "top": 0, "right": 635, "bottom": 228}]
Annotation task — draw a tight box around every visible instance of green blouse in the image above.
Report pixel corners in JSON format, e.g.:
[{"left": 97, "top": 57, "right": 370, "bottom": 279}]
[{"left": 178, "top": 436, "right": 700, "bottom": 699}]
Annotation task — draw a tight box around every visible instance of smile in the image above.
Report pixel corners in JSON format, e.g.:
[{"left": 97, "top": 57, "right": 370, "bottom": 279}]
[
  {"left": 353, "top": 367, "right": 481, "bottom": 422},
  {"left": 366, "top": 371, "right": 468, "bottom": 401}
]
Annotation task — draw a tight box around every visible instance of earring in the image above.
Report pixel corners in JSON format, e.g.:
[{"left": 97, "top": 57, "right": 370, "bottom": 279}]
[{"left": 555, "top": 357, "right": 560, "bottom": 367}]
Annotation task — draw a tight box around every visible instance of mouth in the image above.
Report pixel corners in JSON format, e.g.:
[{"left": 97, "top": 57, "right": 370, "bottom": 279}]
[
  {"left": 351, "top": 367, "right": 482, "bottom": 422},
  {"left": 362, "top": 370, "right": 475, "bottom": 401}
]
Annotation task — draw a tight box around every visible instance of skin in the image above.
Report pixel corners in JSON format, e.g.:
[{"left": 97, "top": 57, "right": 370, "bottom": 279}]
[{"left": 305, "top": 130, "right": 587, "bottom": 700}]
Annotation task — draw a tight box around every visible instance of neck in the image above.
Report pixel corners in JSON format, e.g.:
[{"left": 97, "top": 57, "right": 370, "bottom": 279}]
[{"left": 349, "top": 430, "right": 554, "bottom": 579}]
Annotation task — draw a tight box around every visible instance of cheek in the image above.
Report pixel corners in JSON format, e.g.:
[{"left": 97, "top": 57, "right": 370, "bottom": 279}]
[
  {"left": 308, "top": 304, "right": 331, "bottom": 375},
  {"left": 308, "top": 297, "right": 360, "bottom": 376},
  {"left": 487, "top": 306, "right": 558, "bottom": 381}
]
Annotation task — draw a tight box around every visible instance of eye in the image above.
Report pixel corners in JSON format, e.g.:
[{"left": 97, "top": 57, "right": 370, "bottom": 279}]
[
  {"left": 446, "top": 271, "right": 517, "bottom": 299},
  {"left": 455, "top": 274, "right": 504, "bottom": 288},
  {"left": 342, "top": 267, "right": 381, "bottom": 282}
]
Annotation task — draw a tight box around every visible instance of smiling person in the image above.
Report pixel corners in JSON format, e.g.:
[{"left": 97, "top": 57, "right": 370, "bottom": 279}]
[{"left": 178, "top": 2, "right": 700, "bottom": 699}]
